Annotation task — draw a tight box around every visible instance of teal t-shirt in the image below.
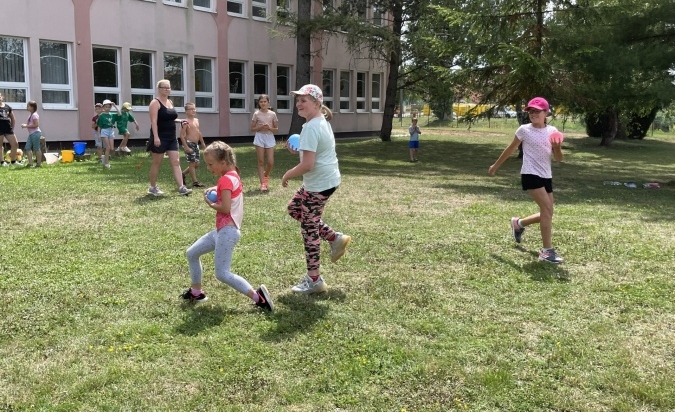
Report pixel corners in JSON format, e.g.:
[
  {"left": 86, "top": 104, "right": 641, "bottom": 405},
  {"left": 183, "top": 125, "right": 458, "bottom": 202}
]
[
  {"left": 298, "top": 116, "right": 341, "bottom": 192},
  {"left": 97, "top": 112, "right": 119, "bottom": 129}
]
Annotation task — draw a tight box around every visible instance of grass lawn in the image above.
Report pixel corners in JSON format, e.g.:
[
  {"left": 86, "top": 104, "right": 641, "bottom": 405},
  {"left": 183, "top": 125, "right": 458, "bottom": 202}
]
[{"left": 1, "top": 127, "right": 674, "bottom": 411}]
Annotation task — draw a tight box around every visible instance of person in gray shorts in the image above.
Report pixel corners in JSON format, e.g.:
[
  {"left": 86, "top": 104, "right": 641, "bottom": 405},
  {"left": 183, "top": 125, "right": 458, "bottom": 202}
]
[{"left": 179, "top": 102, "right": 207, "bottom": 188}]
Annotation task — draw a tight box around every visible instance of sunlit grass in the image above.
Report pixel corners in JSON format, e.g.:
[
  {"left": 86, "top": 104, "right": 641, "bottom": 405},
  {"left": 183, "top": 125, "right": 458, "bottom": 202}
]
[{"left": 1, "top": 131, "right": 674, "bottom": 411}]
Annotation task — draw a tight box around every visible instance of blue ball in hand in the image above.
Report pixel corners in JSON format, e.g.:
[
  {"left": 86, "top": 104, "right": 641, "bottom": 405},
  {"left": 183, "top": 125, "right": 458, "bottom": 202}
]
[
  {"left": 206, "top": 190, "right": 218, "bottom": 203},
  {"left": 287, "top": 134, "right": 300, "bottom": 151}
]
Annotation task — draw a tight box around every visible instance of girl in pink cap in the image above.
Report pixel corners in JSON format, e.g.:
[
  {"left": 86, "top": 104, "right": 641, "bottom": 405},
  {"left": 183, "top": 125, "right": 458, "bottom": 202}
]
[{"left": 488, "top": 97, "right": 564, "bottom": 264}]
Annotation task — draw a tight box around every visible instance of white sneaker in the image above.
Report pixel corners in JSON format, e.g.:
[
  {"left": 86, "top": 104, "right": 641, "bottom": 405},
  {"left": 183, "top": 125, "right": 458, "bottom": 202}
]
[
  {"left": 147, "top": 186, "right": 165, "bottom": 196},
  {"left": 104, "top": 163, "right": 111, "bottom": 169},
  {"left": 291, "top": 275, "right": 327, "bottom": 294},
  {"left": 122, "top": 146, "right": 131, "bottom": 153},
  {"left": 330, "top": 233, "right": 352, "bottom": 263}
]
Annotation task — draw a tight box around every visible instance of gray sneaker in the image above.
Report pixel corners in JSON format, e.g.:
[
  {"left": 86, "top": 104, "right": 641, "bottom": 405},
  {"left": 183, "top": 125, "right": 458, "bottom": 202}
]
[
  {"left": 539, "top": 248, "right": 563, "bottom": 264},
  {"left": 330, "top": 233, "right": 352, "bottom": 263},
  {"left": 147, "top": 186, "right": 165, "bottom": 196},
  {"left": 178, "top": 185, "right": 193, "bottom": 196},
  {"left": 291, "top": 275, "right": 327, "bottom": 294},
  {"left": 510, "top": 217, "right": 525, "bottom": 243}
]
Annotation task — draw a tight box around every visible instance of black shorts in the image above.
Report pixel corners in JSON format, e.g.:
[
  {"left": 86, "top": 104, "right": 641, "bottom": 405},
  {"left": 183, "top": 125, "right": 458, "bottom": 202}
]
[
  {"left": 147, "top": 138, "right": 178, "bottom": 154},
  {"left": 0, "top": 126, "right": 14, "bottom": 135},
  {"left": 521, "top": 174, "right": 553, "bottom": 193}
]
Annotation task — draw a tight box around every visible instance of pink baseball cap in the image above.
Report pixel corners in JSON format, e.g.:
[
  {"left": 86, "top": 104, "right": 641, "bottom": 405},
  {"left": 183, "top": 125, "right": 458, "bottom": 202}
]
[
  {"left": 290, "top": 84, "right": 323, "bottom": 103},
  {"left": 525, "top": 97, "right": 549, "bottom": 111}
]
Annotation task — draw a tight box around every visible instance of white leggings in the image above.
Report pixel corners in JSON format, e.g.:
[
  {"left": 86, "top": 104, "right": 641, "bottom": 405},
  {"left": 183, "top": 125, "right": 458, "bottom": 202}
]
[{"left": 186, "top": 226, "right": 252, "bottom": 296}]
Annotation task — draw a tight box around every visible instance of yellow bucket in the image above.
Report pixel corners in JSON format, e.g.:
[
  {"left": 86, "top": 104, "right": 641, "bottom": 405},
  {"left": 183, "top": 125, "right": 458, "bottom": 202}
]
[{"left": 61, "top": 150, "right": 74, "bottom": 163}]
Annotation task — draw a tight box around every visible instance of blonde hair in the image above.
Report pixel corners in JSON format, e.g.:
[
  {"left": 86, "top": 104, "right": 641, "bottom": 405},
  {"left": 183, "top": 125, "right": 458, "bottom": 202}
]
[
  {"left": 184, "top": 102, "right": 195, "bottom": 110},
  {"left": 204, "top": 141, "right": 238, "bottom": 173},
  {"left": 157, "top": 79, "right": 170, "bottom": 89}
]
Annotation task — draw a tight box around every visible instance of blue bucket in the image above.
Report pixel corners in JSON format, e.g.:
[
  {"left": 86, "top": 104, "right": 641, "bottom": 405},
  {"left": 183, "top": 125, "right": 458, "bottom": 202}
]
[{"left": 73, "top": 141, "right": 86, "bottom": 155}]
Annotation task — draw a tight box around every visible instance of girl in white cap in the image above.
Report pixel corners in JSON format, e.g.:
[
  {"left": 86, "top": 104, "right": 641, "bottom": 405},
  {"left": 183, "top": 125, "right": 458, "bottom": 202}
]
[
  {"left": 488, "top": 97, "right": 564, "bottom": 264},
  {"left": 282, "top": 84, "right": 352, "bottom": 294}
]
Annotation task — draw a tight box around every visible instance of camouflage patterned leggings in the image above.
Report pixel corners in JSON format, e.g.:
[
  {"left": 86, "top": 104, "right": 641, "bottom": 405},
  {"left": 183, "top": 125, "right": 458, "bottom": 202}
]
[{"left": 287, "top": 186, "right": 337, "bottom": 271}]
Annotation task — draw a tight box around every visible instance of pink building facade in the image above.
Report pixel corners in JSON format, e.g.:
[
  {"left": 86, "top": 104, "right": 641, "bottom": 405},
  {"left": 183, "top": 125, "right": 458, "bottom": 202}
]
[{"left": 1, "top": 0, "right": 387, "bottom": 144}]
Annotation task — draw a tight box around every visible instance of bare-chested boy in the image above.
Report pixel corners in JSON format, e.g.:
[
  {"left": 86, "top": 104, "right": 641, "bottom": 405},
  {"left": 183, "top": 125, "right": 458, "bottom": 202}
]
[{"left": 179, "top": 102, "right": 207, "bottom": 188}]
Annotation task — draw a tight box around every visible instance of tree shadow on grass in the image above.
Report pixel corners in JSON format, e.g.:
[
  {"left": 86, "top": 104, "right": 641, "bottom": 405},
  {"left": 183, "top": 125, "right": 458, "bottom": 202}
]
[
  {"left": 174, "top": 304, "right": 244, "bottom": 336},
  {"left": 522, "top": 261, "right": 570, "bottom": 282},
  {"left": 490, "top": 248, "right": 570, "bottom": 282},
  {"left": 260, "top": 289, "right": 346, "bottom": 342},
  {"left": 132, "top": 194, "right": 175, "bottom": 205}
]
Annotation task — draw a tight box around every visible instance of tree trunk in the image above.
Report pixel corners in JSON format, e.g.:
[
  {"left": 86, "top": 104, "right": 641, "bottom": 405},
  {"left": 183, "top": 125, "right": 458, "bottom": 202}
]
[
  {"left": 627, "top": 107, "right": 659, "bottom": 139},
  {"left": 379, "top": 0, "right": 403, "bottom": 142},
  {"left": 585, "top": 113, "right": 603, "bottom": 138},
  {"left": 599, "top": 108, "right": 618, "bottom": 146},
  {"left": 288, "top": 0, "right": 312, "bottom": 136}
]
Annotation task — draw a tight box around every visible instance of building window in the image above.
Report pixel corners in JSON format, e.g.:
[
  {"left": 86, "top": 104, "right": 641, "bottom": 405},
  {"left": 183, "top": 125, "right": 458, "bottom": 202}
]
[
  {"left": 194, "top": 57, "right": 214, "bottom": 110},
  {"left": 252, "top": 0, "right": 267, "bottom": 20},
  {"left": 276, "top": 65, "right": 291, "bottom": 112},
  {"left": 339, "top": 70, "right": 351, "bottom": 112},
  {"left": 227, "top": 0, "right": 245, "bottom": 17},
  {"left": 253, "top": 63, "right": 268, "bottom": 107},
  {"left": 322, "top": 69, "right": 334, "bottom": 110},
  {"left": 373, "top": 8, "right": 384, "bottom": 26},
  {"left": 130, "top": 50, "right": 154, "bottom": 108},
  {"left": 163, "top": 0, "right": 186, "bottom": 6},
  {"left": 93, "top": 46, "right": 120, "bottom": 105},
  {"left": 371, "top": 73, "right": 381, "bottom": 112},
  {"left": 193, "top": 0, "right": 214, "bottom": 11},
  {"left": 229, "top": 61, "right": 246, "bottom": 111},
  {"left": 40, "top": 41, "right": 72, "bottom": 108},
  {"left": 356, "top": 72, "right": 367, "bottom": 112},
  {"left": 276, "top": 0, "right": 290, "bottom": 19},
  {"left": 322, "top": 0, "right": 333, "bottom": 13},
  {"left": 356, "top": 0, "right": 367, "bottom": 21},
  {"left": 164, "top": 53, "right": 185, "bottom": 108},
  {"left": 0, "top": 36, "right": 28, "bottom": 105}
]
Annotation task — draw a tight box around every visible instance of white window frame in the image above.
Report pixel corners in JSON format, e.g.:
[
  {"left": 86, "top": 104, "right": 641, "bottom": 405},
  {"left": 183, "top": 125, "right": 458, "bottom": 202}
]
[
  {"left": 194, "top": 57, "right": 215, "bottom": 111},
  {"left": 129, "top": 49, "right": 154, "bottom": 111},
  {"left": 0, "top": 36, "right": 29, "bottom": 106},
  {"left": 339, "top": 70, "right": 351, "bottom": 112},
  {"left": 275, "top": 65, "right": 292, "bottom": 113},
  {"left": 92, "top": 46, "right": 121, "bottom": 107},
  {"left": 356, "top": 71, "right": 367, "bottom": 113},
  {"left": 252, "top": 0, "right": 268, "bottom": 21},
  {"left": 371, "top": 73, "right": 381, "bottom": 112},
  {"left": 193, "top": 0, "right": 215, "bottom": 12},
  {"left": 163, "top": 53, "right": 186, "bottom": 111},
  {"left": 227, "top": 0, "right": 246, "bottom": 17},
  {"left": 322, "top": 69, "right": 334, "bottom": 110},
  {"left": 39, "top": 40, "right": 73, "bottom": 109},
  {"left": 163, "top": 0, "right": 186, "bottom": 6},
  {"left": 229, "top": 60, "right": 247, "bottom": 112}
]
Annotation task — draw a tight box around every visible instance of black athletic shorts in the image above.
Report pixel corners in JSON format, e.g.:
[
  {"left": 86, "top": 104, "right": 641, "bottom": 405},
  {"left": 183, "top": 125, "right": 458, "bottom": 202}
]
[
  {"left": 521, "top": 174, "right": 553, "bottom": 193},
  {"left": 147, "top": 138, "right": 178, "bottom": 154}
]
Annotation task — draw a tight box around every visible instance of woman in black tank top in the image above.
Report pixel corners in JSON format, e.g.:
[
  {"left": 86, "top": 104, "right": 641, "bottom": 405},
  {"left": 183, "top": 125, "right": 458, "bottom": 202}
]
[{"left": 146, "top": 80, "right": 192, "bottom": 196}]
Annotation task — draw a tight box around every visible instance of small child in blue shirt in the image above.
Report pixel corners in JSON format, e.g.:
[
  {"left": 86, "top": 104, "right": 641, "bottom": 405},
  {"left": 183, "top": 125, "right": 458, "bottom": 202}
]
[{"left": 408, "top": 118, "right": 421, "bottom": 162}]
